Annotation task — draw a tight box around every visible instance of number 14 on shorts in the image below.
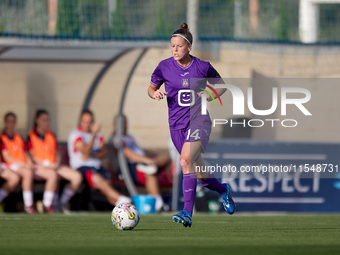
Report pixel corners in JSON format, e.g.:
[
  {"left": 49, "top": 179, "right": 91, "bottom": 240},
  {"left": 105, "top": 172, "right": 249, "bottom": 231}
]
[{"left": 186, "top": 129, "right": 200, "bottom": 141}]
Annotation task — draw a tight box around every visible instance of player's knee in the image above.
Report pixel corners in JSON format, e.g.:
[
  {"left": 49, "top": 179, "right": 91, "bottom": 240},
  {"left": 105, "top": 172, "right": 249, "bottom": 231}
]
[
  {"left": 8, "top": 174, "right": 20, "bottom": 190},
  {"left": 22, "top": 167, "right": 33, "bottom": 180},
  {"left": 73, "top": 172, "right": 83, "bottom": 187},
  {"left": 47, "top": 169, "right": 58, "bottom": 182},
  {"left": 180, "top": 157, "right": 190, "bottom": 170}
]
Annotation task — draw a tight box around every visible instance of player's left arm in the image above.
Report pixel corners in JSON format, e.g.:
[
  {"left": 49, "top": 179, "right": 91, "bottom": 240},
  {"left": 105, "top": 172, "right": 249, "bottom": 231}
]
[
  {"left": 198, "top": 63, "right": 227, "bottom": 102},
  {"left": 51, "top": 135, "right": 61, "bottom": 168},
  {"left": 208, "top": 79, "right": 227, "bottom": 102},
  {"left": 197, "top": 79, "right": 227, "bottom": 102},
  {"left": 49, "top": 152, "right": 61, "bottom": 169}
]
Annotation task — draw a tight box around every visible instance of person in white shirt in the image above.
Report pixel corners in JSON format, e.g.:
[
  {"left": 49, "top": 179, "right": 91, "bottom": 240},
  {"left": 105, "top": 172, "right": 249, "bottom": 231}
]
[{"left": 68, "top": 110, "right": 130, "bottom": 206}]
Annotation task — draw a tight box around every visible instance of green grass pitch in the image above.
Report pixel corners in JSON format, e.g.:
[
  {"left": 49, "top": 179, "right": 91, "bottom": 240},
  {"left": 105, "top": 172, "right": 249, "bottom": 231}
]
[{"left": 0, "top": 213, "right": 339, "bottom": 255}]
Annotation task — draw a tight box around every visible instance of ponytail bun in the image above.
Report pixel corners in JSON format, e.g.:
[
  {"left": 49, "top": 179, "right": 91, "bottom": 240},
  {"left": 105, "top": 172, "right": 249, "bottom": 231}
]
[
  {"left": 172, "top": 23, "right": 193, "bottom": 45},
  {"left": 180, "top": 23, "right": 189, "bottom": 31}
]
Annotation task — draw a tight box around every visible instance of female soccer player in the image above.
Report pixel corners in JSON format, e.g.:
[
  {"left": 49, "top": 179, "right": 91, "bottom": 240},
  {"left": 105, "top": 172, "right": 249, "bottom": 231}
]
[
  {"left": 0, "top": 112, "right": 57, "bottom": 214},
  {"left": 148, "top": 23, "right": 235, "bottom": 227},
  {"left": 28, "top": 110, "right": 82, "bottom": 213}
]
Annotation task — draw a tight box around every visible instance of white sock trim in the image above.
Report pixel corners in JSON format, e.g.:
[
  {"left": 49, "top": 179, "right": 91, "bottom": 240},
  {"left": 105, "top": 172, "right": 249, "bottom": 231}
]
[
  {"left": 60, "top": 188, "right": 75, "bottom": 205},
  {"left": 43, "top": 191, "right": 55, "bottom": 207},
  {"left": 23, "top": 191, "right": 34, "bottom": 207}
]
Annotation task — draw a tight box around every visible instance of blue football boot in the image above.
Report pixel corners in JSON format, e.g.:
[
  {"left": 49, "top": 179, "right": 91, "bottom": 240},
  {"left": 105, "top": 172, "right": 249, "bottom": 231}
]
[
  {"left": 221, "top": 183, "right": 235, "bottom": 214},
  {"left": 172, "top": 210, "right": 192, "bottom": 228}
]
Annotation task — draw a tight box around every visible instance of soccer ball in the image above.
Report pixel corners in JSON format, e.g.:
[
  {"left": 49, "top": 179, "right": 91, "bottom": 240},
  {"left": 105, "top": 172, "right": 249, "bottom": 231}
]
[{"left": 111, "top": 203, "right": 140, "bottom": 230}]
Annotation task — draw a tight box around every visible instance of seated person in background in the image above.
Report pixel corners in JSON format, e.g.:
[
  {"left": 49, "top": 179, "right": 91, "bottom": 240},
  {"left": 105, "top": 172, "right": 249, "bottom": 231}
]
[
  {"left": 68, "top": 110, "right": 131, "bottom": 206},
  {"left": 28, "top": 110, "right": 83, "bottom": 213},
  {"left": 112, "top": 115, "right": 171, "bottom": 211},
  {"left": 0, "top": 112, "right": 58, "bottom": 214},
  {"left": 0, "top": 162, "right": 20, "bottom": 207}
]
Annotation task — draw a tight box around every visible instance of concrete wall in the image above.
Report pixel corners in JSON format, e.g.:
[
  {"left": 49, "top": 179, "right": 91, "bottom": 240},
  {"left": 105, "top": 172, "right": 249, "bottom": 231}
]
[
  {"left": 0, "top": 43, "right": 339, "bottom": 149},
  {"left": 0, "top": 61, "right": 103, "bottom": 141}
]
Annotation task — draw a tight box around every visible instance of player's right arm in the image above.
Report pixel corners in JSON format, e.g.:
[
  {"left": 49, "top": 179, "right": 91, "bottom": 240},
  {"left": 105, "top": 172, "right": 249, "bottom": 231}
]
[
  {"left": 148, "top": 84, "right": 168, "bottom": 101},
  {"left": 27, "top": 136, "right": 46, "bottom": 167},
  {"left": 0, "top": 138, "right": 23, "bottom": 166},
  {"left": 75, "top": 123, "right": 101, "bottom": 159},
  {"left": 1, "top": 150, "right": 24, "bottom": 166}
]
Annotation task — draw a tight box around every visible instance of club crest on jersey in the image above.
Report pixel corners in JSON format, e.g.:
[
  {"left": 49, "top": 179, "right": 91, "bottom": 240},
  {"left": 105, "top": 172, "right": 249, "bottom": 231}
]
[{"left": 182, "top": 79, "right": 189, "bottom": 88}]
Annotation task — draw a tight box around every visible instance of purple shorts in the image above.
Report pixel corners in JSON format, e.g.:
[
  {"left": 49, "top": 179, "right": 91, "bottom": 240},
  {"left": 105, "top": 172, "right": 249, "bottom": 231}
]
[{"left": 170, "top": 118, "right": 212, "bottom": 155}]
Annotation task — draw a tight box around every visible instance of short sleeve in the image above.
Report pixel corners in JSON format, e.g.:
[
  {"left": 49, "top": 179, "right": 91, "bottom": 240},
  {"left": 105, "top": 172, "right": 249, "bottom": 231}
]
[
  {"left": 150, "top": 64, "right": 164, "bottom": 86},
  {"left": 206, "top": 63, "right": 222, "bottom": 85},
  {"left": 98, "top": 135, "right": 104, "bottom": 145},
  {"left": 74, "top": 137, "right": 83, "bottom": 145},
  {"left": 72, "top": 137, "right": 82, "bottom": 153}
]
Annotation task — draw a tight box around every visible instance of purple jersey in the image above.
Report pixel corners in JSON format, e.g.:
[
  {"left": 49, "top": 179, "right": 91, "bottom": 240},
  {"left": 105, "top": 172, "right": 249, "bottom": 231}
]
[{"left": 151, "top": 56, "right": 221, "bottom": 130}]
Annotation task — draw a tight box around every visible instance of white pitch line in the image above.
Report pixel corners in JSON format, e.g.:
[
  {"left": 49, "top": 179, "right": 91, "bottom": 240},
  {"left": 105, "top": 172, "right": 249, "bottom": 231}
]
[
  {"left": 221, "top": 153, "right": 327, "bottom": 160},
  {"left": 0, "top": 218, "right": 23, "bottom": 220}
]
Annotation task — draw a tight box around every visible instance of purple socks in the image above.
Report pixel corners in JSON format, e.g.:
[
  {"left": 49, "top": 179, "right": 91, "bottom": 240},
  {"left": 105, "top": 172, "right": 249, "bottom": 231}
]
[
  {"left": 198, "top": 173, "right": 226, "bottom": 195},
  {"left": 182, "top": 173, "right": 226, "bottom": 215},
  {"left": 182, "top": 173, "right": 197, "bottom": 214}
]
